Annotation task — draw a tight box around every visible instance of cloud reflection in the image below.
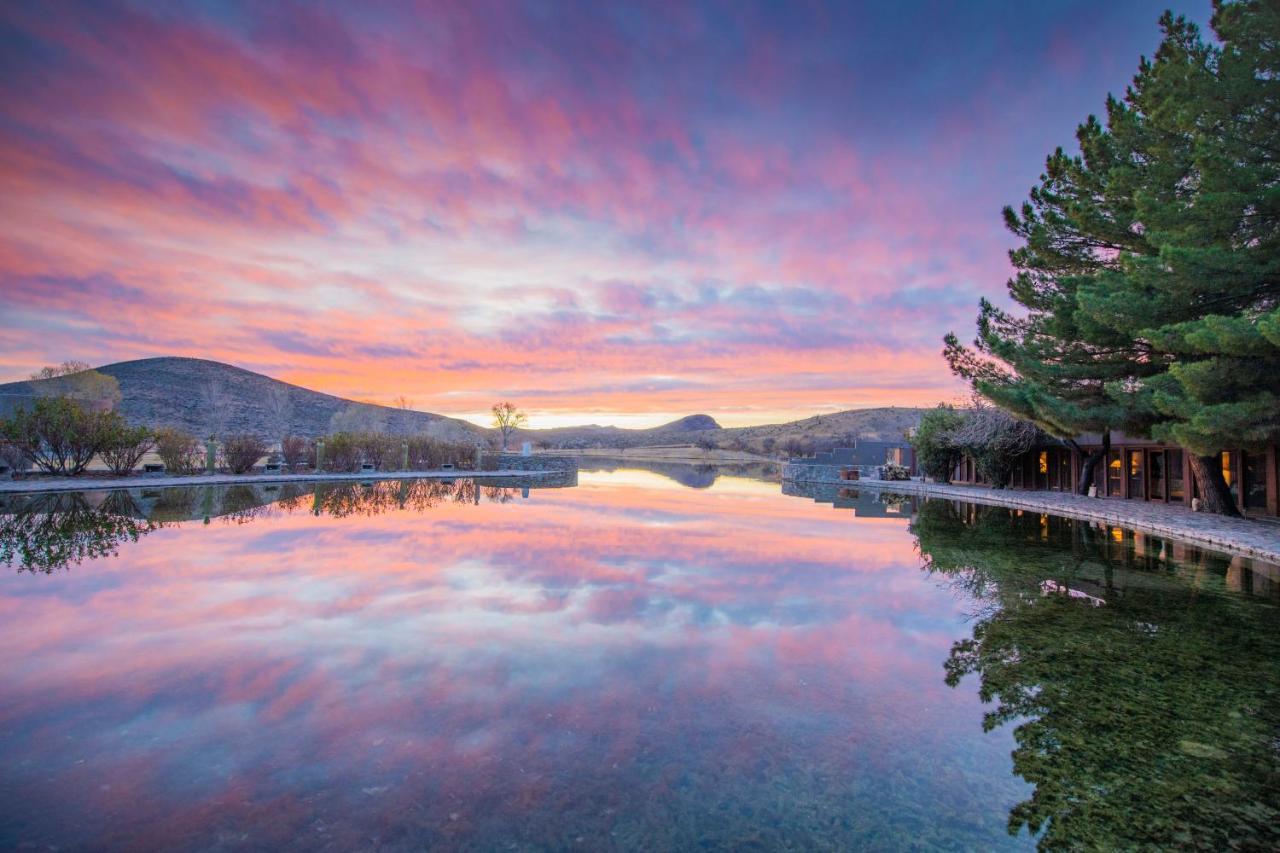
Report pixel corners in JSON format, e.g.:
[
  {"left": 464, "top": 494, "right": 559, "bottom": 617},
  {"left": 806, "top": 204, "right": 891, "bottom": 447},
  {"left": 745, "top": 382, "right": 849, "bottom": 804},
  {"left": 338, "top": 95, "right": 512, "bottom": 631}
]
[{"left": 0, "top": 471, "right": 1028, "bottom": 849}]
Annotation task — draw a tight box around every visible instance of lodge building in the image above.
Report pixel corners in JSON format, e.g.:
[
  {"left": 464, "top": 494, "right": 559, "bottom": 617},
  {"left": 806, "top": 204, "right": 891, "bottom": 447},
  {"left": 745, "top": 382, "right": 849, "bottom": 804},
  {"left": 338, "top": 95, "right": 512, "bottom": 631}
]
[{"left": 949, "top": 432, "right": 1279, "bottom": 519}]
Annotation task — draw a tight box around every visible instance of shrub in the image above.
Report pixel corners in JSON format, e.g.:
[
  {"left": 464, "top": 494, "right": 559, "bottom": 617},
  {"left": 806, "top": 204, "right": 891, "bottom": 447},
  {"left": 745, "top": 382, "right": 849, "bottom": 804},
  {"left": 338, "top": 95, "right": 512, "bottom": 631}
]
[
  {"left": 0, "top": 397, "right": 121, "bottom": 475},
  {"left": 154, "top": 427, "right": 203, "bottom": 475},
  {"left": 0, "top": 440, "right": 31, "bottom": 476},
  {"left": 355, "top": 432, "right": 401, "bottom": 470},
  {"left": 281, "top": 435, "right": 313, "bottom": 471},
  {"left": 321, "top": 432, "right": 362, "bottom": 472},
  {"left": 221, "top": 434, "right": 267, "bottom": 474},
  {"left": 100, "top": 424, "right": 154, "bottom": 475},
  {"left": 881, "top": 462, "right": 911, "bottom": 481},
  {"left": 780, "top": 437, "right": 807, "bottom": 457},
  {"left": 406, "top": 436, "right": 477, "bottom": 470},
  {"left": 953, "top": 406, "right": 1040, "bottom": 488},
  {"left": 911, "top": 404, "right": 965, "bottom": 482}
]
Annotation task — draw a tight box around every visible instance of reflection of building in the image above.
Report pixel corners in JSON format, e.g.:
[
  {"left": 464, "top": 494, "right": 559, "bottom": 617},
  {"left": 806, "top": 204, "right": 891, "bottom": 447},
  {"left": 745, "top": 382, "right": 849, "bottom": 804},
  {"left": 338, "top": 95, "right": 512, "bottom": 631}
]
[
  {"left": 948, "top": 433, "right": 1278, "bottom": 518},
  {"left": 781, "top": 479, "right": 918, "bottom": 519},
  {"left": 784, "top": 441, "right": 917, "bottom": 479}
]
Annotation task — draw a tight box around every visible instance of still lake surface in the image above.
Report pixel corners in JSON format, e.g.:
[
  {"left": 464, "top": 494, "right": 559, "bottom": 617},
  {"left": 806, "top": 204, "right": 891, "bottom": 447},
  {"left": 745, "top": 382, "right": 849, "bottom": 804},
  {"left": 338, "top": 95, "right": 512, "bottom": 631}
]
[{"left": 1, "top": 465, "right": 1278, "bottom": 850}]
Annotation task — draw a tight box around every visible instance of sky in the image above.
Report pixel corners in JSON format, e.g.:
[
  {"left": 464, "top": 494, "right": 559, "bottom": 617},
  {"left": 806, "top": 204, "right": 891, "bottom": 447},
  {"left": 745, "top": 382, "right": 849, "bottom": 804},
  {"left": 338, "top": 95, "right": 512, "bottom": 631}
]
[{"left": 0, "top": 0, "right": 1205, "bottom": 428}]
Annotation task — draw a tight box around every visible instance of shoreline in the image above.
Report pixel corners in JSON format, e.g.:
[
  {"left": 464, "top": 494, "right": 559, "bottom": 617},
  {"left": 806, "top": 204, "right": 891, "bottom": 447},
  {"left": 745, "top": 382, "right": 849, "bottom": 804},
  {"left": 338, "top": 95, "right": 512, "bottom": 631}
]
[
  {"left": 839, "top": 477, "right": 1280, "bottom": 564},
  {"left": 0, "top": 468, "right": 563, "bottom": 495}
]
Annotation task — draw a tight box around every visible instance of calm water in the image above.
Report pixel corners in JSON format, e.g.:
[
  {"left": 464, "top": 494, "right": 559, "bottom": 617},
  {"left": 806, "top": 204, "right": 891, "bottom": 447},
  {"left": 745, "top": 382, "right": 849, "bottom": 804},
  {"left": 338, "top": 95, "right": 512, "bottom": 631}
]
[{"left": 2, "top": 468, "right": 1278, "bottom": 850}]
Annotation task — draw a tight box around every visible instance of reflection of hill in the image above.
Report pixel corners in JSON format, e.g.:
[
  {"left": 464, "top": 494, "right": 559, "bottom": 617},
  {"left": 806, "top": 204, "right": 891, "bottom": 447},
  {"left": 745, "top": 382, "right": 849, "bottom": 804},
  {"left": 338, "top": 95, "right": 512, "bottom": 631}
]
[
  {"left": 0, "top": 478, "right": 549, "bottom": 573},
  {"left": 578, "top": 458, "right": 780, "bottom": 488},
  {"left": 911, "top": 500, "right": 1280, "bottom": 850}
]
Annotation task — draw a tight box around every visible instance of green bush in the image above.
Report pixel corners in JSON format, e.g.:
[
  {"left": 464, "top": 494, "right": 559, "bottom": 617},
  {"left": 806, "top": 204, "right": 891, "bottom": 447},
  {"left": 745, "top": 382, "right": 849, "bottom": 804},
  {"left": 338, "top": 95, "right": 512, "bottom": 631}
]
[
  {"left": 881, "top": 462, "right": 911, "bottom": 481},
  {"left": 100, "top": 424, "right": 154, "bottom": 475},
  {"left": 911, "top": 404, "right": 965, "bottom": 482},
  {"left": 0, "top": 397, "right": 122, "bottom": 475}
]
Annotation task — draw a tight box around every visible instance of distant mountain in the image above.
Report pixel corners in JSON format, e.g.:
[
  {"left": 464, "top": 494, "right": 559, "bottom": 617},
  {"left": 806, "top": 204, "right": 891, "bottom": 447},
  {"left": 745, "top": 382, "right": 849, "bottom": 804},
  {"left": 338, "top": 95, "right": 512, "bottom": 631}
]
[
  {"left": 519, "top": 408, "right": 925, "bottom": 452},
  {"left": 0, "top": 357, "right": 486, "bottom": 442},
  {"left": 0, "top": 356, "right": 925, "bottom": 453},
  {"left": 663, "top": 414, "right": 720, "bottom": 432},
  {"left": 516, "top": 413, "right": 722, "bottom": 449}
]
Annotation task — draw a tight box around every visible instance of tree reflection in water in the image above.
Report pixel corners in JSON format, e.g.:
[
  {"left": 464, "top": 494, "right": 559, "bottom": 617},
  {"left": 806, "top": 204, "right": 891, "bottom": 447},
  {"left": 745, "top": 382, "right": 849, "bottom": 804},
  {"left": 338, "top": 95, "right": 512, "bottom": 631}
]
[
  {"left": 911, "top": 500, "right": 1280, "bottom": 850},
  {"left": 0, "top": 491, "right": 157, "bottom": 574},
  {"left": 0, "top": 479, "right": 524, "bottom": 573}
]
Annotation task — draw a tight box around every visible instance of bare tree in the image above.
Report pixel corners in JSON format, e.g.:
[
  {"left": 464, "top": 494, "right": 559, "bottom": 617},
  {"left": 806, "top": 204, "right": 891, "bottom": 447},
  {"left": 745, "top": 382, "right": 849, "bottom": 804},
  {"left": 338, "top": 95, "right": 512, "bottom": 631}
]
[
  {"left": 328, "top": 404, "right": 387, "bottom": 434},
  {"left": 392, "top": 395, "right": 414, "bottom": 410},
  {"left": 29, "top": 361, "right": 92, "bottom": 380},
  {"left": 202, "top": 379, "right": 230, "bottom": 440},
  {"left": 265, "top": 386, "right": 292, "bottom": 449},
  {"left": 31, "top": 362, "right": 121, "bottom": 411},
  {"left": 951, "top": 402, "right": 1040, "bottom": 488},
  {"left": 490, "top": 402, "right": 527, "bottom": 451},
  {"left": 0, "top": 440, "right": 31, "bottom": 476}
]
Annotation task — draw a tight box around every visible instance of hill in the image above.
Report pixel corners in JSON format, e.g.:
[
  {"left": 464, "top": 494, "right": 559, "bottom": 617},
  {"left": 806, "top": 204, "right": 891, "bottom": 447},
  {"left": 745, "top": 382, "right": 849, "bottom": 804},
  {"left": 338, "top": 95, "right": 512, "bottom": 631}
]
[
  {"left": 0, "top": 357, "right": 486, "bottom": 442},
  {"left": 0, "top": 357, "right": 926, "bottom": 452},
  {"left": 528, "top": 407, "right": 924, "bottom": 452},
  {"left": 723, "top": 407, "right": 924, "bottom": 445}
]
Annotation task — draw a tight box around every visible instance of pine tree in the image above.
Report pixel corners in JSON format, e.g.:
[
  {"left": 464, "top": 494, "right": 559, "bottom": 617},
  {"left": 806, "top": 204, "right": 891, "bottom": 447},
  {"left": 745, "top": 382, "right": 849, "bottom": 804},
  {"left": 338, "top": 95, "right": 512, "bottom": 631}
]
[{"left": 947, "top": 2, "right": 1280, "bottom": 515}]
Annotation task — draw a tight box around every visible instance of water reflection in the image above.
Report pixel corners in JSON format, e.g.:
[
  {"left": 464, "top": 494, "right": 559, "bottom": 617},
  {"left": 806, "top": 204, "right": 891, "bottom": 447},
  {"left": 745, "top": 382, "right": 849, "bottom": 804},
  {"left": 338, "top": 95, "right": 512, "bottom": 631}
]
[
  {"left": 0, "top": 491, "right": 156, "bottom": 574},
  {"left": 0, "top": 479, "right": 543, "bottom": 573},
  {"left": 576, "top": 457, "right": 780, "bottom": 488},
  {"left": 0, "top": 470, "right": 1277, "bottom": 849},
  {"left": 912, "top": 500, "right": 1280, "bottom": 850}
]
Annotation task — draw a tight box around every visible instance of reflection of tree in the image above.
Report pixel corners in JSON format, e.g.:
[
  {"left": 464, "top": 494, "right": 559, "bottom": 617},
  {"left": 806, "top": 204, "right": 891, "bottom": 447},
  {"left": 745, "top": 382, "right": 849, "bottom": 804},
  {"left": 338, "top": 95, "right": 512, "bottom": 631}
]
[
  {"left": 307, "top": 479, "right": 511, "bottom": 518},
  {"left": 483, "top": 485, "right": 514, "bottom": 503},
  {"left": 218, "top": 485, "right": 269, "bottom": 524},
  {"left": 0, "top": 479, "right": 523, "bottom": 572},
  {"left": 912, "top": 500, "right": 1280, "bottom": 850},
  {"left": 0, "top": 491, "right": 157, "bottom": 574}
]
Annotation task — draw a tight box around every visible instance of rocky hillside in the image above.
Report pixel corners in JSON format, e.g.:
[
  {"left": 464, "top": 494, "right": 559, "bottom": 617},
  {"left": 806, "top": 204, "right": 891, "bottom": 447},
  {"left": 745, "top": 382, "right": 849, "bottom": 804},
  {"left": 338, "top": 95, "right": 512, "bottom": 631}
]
[
  {"left": 0, "top": 357, "right": 925, "bottom": 451},
  {"left": 0, "top": 357, "right": 486, "bottom": 442},
  {"left": 722, "top": 407, "right": 925, "bottom": 445}
]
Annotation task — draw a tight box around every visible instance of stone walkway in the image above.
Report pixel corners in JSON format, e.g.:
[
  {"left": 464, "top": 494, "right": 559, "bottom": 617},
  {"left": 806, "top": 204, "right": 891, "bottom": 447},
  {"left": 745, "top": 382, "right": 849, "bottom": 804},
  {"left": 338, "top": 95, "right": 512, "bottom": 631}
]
[
  {"left": 0, "top": 468, "right": 561, "bottom": 495},
  {"left": 847, "top": 477, "right": 1280, "bottom": 564}
]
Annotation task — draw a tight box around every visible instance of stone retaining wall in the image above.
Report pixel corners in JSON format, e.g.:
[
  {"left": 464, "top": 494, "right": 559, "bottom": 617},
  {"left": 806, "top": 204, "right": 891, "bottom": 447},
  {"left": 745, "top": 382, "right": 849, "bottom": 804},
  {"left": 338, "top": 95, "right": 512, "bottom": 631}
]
[
  {"left": 483, "top": 453, "right": 579, "bottom": 486},
  {"left": 782, "top": 462, "right": 847, "bottom": 483},
  {"left": 782, "top": 462, "right": 887, "bottom": 483}
]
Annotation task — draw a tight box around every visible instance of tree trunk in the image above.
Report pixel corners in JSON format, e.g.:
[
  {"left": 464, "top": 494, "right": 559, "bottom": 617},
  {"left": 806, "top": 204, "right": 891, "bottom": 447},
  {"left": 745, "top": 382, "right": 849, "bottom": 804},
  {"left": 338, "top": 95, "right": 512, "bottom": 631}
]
[
  {"left": 1188, "top": 453, "right": 1241, "bottom": 517},
  {"left": 1072, "top": 431, "right": 1109, "bottom": 496}
]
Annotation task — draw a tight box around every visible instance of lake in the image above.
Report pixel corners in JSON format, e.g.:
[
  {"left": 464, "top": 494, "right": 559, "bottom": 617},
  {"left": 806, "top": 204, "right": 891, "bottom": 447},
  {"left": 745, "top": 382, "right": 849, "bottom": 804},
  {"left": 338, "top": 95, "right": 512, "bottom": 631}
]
[{"left": 2, "top": 466, "right": 1278, "bottom": 850}]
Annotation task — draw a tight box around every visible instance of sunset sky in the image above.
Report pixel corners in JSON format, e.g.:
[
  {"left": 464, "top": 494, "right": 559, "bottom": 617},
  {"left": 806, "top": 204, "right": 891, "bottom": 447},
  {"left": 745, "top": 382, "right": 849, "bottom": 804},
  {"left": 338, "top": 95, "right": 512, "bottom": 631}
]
[{"left": 0, "top": 0, "right": 1202, "bottom": 428}]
